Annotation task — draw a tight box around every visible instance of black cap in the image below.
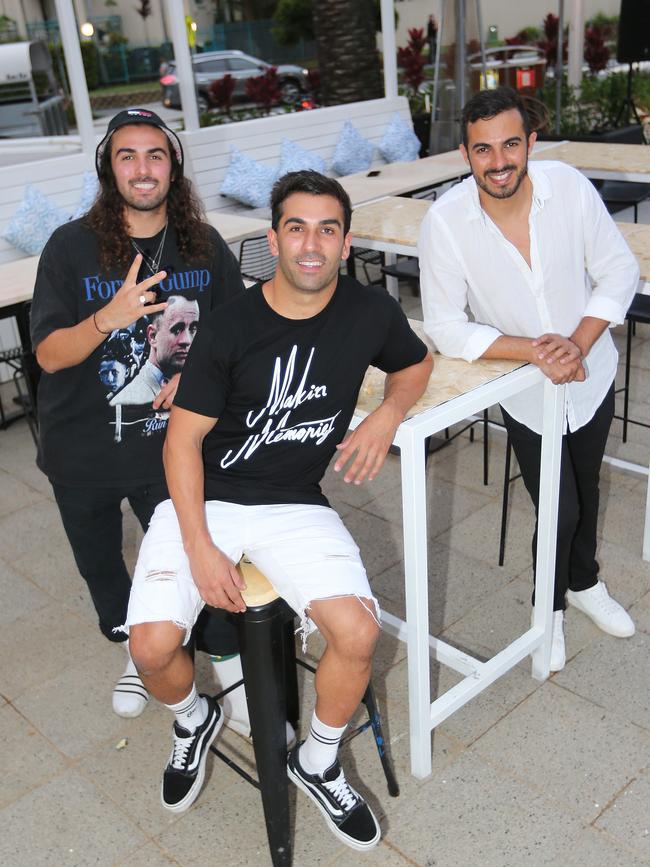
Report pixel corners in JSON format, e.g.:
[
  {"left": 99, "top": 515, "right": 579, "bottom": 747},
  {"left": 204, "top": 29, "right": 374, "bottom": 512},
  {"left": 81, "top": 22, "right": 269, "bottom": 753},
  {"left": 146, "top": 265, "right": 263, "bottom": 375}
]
[{"left": 95, "top": 108, "right": 184, "bottom": 175}]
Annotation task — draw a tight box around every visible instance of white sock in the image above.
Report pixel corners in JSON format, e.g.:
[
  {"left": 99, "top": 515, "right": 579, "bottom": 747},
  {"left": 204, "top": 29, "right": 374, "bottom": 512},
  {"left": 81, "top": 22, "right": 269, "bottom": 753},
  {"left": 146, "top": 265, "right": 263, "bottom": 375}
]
[
  {"left": 211, "top": 654, "right": 248, "bottom": 724},
  {"left": 299, "top": 711, "right": 346, "bottom": 775},
  {"left": 165, "top": 684, "right": 207, "bottom": 733}
]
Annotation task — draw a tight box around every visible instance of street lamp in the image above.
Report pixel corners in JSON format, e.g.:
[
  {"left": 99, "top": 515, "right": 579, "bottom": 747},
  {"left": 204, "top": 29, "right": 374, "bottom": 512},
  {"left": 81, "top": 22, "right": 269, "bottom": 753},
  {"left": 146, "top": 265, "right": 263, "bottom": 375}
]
[{"left": 80, "top": 22, "right": 94, "bottom": 39}]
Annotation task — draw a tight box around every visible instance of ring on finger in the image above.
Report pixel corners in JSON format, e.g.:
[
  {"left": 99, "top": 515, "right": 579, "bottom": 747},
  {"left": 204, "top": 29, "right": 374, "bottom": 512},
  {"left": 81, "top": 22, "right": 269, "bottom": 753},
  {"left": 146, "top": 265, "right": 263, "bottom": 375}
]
[{"left": 138, "top": 294, "right": 146, "bottom": 305}]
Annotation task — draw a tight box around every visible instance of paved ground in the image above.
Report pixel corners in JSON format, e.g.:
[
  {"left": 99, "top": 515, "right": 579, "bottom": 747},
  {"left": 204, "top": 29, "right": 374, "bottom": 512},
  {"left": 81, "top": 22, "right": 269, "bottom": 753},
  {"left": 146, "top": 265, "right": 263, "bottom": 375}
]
[{"left": 1, "top": 203, "right": 649, "bottom": 866}]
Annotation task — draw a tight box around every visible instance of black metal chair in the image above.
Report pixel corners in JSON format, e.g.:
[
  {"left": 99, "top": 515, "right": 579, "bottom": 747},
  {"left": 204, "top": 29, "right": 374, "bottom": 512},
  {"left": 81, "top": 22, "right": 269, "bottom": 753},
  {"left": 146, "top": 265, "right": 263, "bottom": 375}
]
[
  {"left": 599, "top": 181, "right": 650, "bottom": 224},
  {"left": 210, "top": 558, "right": 399, "bottom": 867},
  {"left": 0, "top": 302, "right": 39, "bottom": 446},
  {"left": 239, "top": 236, "right": 277, "bottom": 283},
  {"left": 615, "top": 293, "right": 650, "bottom": 443}
]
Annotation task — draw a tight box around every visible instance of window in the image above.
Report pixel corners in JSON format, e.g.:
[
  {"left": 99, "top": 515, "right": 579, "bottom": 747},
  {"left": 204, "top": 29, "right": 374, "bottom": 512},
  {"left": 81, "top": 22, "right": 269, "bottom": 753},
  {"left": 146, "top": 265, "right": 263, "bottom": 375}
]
[
  {"left": 228, "top": 58, "right": 262, "bottom": 71},
  {"left": 195, "top": 59, "right": 228, "bottom": 74}
]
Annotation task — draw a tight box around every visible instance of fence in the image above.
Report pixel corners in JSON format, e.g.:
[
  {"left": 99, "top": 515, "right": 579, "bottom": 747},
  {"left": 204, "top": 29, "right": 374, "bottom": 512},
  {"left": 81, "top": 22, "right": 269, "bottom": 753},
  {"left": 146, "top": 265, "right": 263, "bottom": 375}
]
[{"left": 204, "top": 20, "right": 315, "bottom": 66}]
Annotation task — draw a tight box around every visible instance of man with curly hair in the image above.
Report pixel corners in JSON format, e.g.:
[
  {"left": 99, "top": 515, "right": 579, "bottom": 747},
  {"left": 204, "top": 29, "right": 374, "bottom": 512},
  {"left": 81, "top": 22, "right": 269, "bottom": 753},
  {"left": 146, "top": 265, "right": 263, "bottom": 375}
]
[{"left": 30, "top": 109, "right": 247, "bottom": 722}]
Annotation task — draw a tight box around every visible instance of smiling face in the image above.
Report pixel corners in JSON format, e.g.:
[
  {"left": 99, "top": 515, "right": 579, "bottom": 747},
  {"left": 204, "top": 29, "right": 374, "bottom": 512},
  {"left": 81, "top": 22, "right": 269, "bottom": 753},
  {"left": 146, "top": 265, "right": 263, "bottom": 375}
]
[
  {"left": 147, "top": 296, "right": 200, "bottom": 377},
  {"left": 110, "top": 124, "right": 173, "bottom": 215},
  {"left": 460, "top": 108, "right": 536, "bottom": 201},
  {"left": 267, "top": 192, "right": 351, "bottom": 297}
]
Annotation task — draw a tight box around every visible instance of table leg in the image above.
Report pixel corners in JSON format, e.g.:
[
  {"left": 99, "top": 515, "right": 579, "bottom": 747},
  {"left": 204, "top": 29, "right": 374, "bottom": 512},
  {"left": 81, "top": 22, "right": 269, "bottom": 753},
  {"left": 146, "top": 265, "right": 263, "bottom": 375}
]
[
  {"left": 531, "top": 380, "right": 565, "bottom": 681},
  {"left": 643, "top": 468, "right": 650, "bottom": 562},
  {"left": 383, "top": 252, "right": 399, "bottom": 300},
  {"left": 400, "top": 427, "right": 433, "bottom": 779}
]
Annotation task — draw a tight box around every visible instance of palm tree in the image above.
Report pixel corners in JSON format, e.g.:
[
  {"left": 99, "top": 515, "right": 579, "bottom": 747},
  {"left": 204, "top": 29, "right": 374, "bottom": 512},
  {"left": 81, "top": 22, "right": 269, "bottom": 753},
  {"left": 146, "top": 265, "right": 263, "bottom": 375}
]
[{"left": 312, "top": 0, "right": 383, "bottom": 105}]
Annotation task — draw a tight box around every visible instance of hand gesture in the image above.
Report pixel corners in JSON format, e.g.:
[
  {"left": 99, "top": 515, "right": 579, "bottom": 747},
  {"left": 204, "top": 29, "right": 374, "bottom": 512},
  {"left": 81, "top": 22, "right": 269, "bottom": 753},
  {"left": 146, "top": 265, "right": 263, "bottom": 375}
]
[
  {"left": 334, "top": 402, "right": 402, "bottom": 485},
  {"left": 189, "top": 540, "right": 247, "bottom": 613},
  {"left": 94, "top": 254, "right": 167, "bottom": 333}
]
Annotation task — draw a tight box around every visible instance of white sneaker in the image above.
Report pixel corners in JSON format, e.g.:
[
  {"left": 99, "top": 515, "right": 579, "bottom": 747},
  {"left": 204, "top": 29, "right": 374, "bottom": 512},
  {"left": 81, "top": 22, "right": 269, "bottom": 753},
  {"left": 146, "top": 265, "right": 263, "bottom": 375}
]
[
  {"left": 566, "top": 581, "right": 635, "bottom": 638},
  {"left": 211, "top": 655, "right": 297, "bottom": 747},
  {"left": 112, "top": 641, "right": 148, "bottom": 718}
]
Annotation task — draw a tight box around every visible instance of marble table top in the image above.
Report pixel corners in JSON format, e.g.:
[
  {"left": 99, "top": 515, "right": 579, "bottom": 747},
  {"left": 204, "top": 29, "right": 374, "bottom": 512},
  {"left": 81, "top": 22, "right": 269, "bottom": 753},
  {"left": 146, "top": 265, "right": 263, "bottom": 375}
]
[
  {"left": 356, "top": 321, "right": 522, "bottom": 419},
  {"left": 351, "top": 197, "right": 431, "bottom": 247},
  {"left": 533, "top": 141, "right": 650, "bottom": 176}
]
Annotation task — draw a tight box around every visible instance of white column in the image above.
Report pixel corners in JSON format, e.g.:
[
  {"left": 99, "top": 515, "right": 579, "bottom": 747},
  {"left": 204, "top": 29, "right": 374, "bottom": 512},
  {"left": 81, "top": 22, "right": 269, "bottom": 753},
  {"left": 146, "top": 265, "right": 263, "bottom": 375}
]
[
  {"left": 380, "top": 0, "right": 398, "bottom": 99},
  {"left": 12, "top": 0, "right": 29, "bottom": 40},
  {"left": 54, "top": 0, "right": 95, "bottom": 157},
  {"left": 567, "top": 0, "right": 585, "bottom": 90},
  {"left": 164, "top": 0, "right": 200, "bottom": 131}
]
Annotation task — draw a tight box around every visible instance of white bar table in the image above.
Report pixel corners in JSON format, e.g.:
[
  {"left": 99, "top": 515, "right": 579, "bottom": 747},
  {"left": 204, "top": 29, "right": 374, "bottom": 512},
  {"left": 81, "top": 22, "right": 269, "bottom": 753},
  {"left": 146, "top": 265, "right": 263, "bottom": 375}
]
[{"left": 353, "top": 343, "right": 565, "bottom": 778}]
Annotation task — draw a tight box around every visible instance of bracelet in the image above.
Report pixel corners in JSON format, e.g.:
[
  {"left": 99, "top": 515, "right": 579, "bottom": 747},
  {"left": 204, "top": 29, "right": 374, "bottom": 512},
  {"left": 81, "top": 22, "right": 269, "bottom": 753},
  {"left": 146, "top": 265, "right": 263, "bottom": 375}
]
[{"left": 93, "top": 311, "right": 111, "bottom": 335}]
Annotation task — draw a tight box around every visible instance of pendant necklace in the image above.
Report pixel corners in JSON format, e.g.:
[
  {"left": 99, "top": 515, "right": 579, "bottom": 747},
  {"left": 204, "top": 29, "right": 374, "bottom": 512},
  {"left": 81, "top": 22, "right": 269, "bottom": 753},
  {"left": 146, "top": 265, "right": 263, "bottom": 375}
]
[{"left": 130, "top": 220, "right": 168, "bottom": 276}]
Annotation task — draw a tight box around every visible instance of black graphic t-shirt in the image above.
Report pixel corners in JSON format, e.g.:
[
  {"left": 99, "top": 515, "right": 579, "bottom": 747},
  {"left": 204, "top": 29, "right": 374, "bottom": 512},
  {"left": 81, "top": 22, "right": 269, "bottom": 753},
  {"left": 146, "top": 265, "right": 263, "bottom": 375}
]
[
  {"left": 31, "top": 218, "right": 244, "bottom": 487},
  {"left": 174, "top": 276, "right": 428, "bottom": 507}
]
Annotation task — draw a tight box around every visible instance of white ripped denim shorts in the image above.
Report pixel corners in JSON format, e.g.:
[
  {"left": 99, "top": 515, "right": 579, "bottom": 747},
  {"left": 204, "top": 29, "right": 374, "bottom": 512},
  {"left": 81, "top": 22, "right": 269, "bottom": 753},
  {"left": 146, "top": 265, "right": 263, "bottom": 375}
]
[{"left": 119, "top": 498, "right": 380, "bottom": 648}]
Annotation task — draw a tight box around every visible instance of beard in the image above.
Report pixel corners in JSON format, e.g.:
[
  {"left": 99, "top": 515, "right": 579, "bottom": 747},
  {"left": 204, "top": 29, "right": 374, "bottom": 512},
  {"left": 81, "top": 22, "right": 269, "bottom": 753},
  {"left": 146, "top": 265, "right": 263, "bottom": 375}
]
[{"left": 474, "top": 161, "right": 528, "bottom": 200}]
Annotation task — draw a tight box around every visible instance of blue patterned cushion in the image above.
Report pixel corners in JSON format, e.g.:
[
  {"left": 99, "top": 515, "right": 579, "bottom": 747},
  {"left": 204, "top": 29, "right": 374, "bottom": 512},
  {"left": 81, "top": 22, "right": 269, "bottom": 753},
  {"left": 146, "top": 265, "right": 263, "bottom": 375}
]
[
  {"left": 73, "top": 171, "right": 100, "bottom": 219},
  {"left": 277, "top": 138, "right": 327, "bottom": 178},
  {"left": 220, "top": 148, "right": 278, "bottom": 208},
  {"left": 330, "top": 121, "right": 374, "bottom": 175},
  {"left": 379, "top": 113, "right": 421, "bottom": 163},
  {"left": 2, "top": 185, "right": 71, "bottom": 255}
]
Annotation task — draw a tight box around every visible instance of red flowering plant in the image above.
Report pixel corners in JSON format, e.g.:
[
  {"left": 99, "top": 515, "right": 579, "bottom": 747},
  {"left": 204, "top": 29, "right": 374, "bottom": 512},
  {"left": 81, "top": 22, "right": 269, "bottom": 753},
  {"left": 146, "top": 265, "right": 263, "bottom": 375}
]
[
  {"left": 398, "top": 27, "right": 427, "bottom": 113},
  {"left": 245, "top": 67, "right": 281, "bottom": 115},
  {"left": 209, "top": 74, "right": 236, "bottom": 115}
]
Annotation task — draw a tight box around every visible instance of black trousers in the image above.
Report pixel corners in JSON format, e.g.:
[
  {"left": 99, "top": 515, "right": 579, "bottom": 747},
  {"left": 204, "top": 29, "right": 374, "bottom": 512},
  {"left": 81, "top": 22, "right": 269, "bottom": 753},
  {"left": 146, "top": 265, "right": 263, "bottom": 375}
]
[
  {"left": 501, "top": 383, "right": 614, "bottom": 611},
  {"left": 52, "top": 481, "right": 237, "bottom": 654}
]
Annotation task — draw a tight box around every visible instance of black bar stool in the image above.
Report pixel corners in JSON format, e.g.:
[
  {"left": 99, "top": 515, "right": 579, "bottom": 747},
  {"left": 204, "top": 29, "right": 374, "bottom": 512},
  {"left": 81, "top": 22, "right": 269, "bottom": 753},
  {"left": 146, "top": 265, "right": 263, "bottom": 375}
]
[
  {"left": 615, "top": 293, "right": 650, "bottom": 443},
  {"left": 213, "top": 557, "right": 399, "bottom": 866}
]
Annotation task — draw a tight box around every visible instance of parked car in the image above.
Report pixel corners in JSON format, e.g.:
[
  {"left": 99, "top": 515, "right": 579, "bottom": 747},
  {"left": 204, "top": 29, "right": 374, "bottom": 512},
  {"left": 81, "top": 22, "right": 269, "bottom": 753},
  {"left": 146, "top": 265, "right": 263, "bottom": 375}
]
[{"left": 160, "top": 50, "right": 310, "bottom": 111}]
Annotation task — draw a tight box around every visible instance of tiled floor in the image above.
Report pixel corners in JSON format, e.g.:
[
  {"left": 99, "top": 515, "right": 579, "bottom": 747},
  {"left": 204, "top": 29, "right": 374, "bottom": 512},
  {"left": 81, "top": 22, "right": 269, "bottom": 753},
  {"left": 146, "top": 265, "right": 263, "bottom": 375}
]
[{"left": 1, "top": 205, "right": 649, "bottom": 866}]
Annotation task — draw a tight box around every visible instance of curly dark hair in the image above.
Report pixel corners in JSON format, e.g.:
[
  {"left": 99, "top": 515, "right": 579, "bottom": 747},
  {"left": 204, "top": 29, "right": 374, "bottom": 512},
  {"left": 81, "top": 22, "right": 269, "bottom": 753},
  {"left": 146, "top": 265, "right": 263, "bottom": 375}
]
[{"left": 84, "top": 130, "right": 212, "bottom": 272}]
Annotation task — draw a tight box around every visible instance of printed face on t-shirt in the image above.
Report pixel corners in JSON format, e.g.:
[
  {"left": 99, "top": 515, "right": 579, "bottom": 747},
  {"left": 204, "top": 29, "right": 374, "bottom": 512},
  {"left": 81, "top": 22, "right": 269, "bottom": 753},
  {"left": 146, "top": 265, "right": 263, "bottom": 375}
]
[
  {"left": 110, "top": 125, "right": 173, "bottom": 214},
  {"left": 268, "top": 193, "right": 351, "bottom": 298},
  {"left": 99, "top": 357, "right": 128, "bottom": 393},
  {"left": 147, "top": 296, "right": 200, "bottom": 378}
]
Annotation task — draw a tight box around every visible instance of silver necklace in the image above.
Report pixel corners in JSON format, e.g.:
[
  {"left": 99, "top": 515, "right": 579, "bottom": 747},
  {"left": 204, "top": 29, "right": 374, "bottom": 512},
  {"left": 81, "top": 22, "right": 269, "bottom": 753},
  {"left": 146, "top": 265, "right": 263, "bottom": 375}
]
[{"left": 131, "top": 221, "right": 168, "bottom": 276}]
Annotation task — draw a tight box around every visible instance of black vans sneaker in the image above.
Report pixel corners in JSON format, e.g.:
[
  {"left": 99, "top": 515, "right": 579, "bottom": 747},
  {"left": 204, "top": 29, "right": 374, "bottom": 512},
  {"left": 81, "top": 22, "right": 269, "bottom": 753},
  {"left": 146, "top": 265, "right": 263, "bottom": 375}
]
[
  {"left": 161, "top": 695, "right": 223, "bottom": 813},
  {"left": 287, "top": 742, "right": 381, "bottom": 852}
]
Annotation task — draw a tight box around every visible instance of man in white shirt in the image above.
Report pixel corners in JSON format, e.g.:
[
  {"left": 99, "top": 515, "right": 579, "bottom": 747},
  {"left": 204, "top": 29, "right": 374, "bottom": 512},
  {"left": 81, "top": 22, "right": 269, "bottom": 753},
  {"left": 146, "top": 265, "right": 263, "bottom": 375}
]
[{"left": 419, "top": 87, "right": 639, "bottom": 671}]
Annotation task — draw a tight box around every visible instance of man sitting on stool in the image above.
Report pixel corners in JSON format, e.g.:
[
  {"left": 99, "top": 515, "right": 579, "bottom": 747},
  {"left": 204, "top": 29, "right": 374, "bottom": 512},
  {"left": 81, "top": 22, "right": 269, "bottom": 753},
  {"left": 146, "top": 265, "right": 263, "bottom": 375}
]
[{"left": 120, "top": 171, "right": 432, "bottom": 850}]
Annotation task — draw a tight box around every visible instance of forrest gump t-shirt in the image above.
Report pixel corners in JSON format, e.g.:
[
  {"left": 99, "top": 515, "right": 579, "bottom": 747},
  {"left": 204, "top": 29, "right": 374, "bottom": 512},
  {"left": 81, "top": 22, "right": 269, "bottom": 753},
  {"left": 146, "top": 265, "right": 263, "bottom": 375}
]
[
  {"left": 174, "top": 276, "right": 429, "bottom": 507},
  {"left": 31, "top": 218, "right": 243, "bottom": 487}
]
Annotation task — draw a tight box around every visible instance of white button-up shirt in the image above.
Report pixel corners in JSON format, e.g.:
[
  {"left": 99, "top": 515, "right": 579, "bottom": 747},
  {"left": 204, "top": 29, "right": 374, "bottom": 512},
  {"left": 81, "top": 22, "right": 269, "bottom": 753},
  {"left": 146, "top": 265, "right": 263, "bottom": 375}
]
[{"left": 418, "top": 160, "right": 640, "bottom": 434}]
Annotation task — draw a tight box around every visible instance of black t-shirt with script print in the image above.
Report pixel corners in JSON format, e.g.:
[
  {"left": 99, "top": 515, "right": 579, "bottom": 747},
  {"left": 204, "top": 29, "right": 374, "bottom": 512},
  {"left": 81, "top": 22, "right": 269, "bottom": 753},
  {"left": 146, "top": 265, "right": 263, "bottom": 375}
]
[{"left": 174, "top": 276, "right": 428, "bottom": 507}]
